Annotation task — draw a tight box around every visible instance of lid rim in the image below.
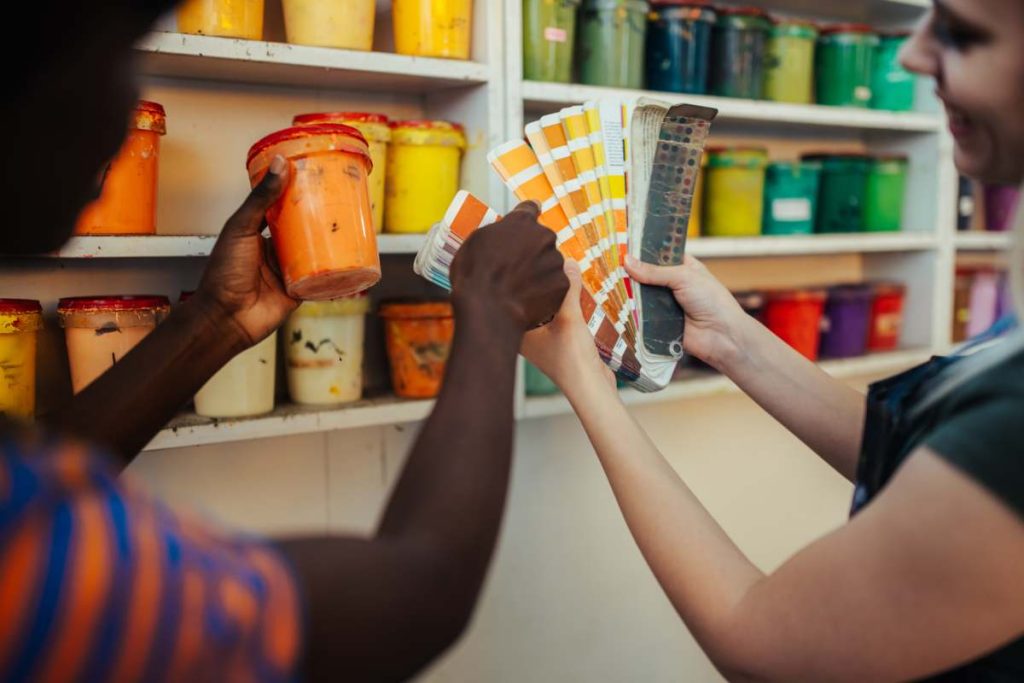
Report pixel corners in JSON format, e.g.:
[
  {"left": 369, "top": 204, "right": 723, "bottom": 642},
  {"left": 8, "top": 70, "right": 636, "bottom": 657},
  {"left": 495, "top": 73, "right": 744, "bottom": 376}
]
[
  {"left": 57, "top": 295, "right": 171, "bottom": 312},
  {"left": 247, "top": 124, "right": 371, "bottom": 168},
  {"left": 293, "top": 112, "right": 390, "bottom": 126},
  {"left": 0, "top": 299, "right": 43, "bottom": 314}
]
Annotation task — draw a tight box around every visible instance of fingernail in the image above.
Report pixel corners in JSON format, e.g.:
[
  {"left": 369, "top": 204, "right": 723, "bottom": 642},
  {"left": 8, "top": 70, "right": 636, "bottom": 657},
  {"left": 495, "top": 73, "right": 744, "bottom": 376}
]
[{"left": 269, "top": 155, "right": 286, "bottom": 176}]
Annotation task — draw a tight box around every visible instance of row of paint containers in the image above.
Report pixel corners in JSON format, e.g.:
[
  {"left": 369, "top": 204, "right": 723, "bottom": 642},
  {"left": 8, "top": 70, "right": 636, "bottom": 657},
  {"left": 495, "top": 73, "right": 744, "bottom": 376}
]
[
  {"left": 175, "top": 0, "right": 473, "bottom": 60},
  {"left": 957, "top": 179, "right": 1021, "bottom": 232},
  {"left": 527, "top": 281, "right": 907, "bottom": 395},
  {"left": 953, "top": 269, "right": 1014, "bottom": 344},
  {"left": 691, "top": 149, "right": 908, "bottom": 238},
  {"left": 0, "top": 296, "right": 458, "bottom": 421},
  {"left": 78, "top": 102, "right": 465, "bottom": 241},
  {"left": 525, "top": 0, "right": 916, "bottom": 110}
]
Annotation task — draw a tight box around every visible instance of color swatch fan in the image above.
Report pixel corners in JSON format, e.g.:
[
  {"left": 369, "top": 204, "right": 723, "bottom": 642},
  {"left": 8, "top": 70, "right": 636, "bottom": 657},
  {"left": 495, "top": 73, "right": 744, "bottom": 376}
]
[{"left": 414, "top": 98, "right": 717, "bottom": 392}]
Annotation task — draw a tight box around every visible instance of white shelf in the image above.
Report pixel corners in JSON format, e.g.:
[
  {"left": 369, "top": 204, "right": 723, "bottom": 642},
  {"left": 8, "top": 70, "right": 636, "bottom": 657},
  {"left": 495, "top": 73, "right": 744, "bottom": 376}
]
[
  {"left": 955, "top": 231, "right": 1012, "bottom": 252},
  {"left": 689, "top": 233, "right": 937, "bottom": 258},
  {"left": 523, "top": 349, "right": 930, "bottom": 420},
  {"left": 521, "top": 81, "right": 942, "bottom": 133},
  {"left": 137, "top": 32, "right": 490, "bottom": 92},
  {"left": 45, "top": 234, "right": 427, "bottom": 258},
  {"left": 145, "top": 395, "right": 435, "bottom": 451}
]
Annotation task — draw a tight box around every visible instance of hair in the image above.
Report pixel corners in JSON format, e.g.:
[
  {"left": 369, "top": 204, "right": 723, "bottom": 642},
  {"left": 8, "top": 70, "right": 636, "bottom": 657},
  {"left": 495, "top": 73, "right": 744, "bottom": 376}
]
[{"left": 1015, "top": 182, "right": 1024, "bottom": 320}]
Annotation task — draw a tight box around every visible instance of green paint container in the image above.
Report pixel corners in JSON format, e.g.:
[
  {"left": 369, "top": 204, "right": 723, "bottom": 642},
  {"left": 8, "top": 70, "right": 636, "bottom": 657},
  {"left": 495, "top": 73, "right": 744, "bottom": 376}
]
[
  {"left": 865, "top": 155, "right": 908, "bottom": 232},
  {"left": 762, "top": 161, "right": 821, "bottom": 235},
  {"left": 578, "top": 0, "right": 649, "bottom": 88},
  {"left": 709, "top": 6, "right": 772, "bottom": 99},
  {"left": 816, "top": 24, "right": 878, "bottom": 108},
  {"left": 804, "top": 153, "right": 871, "bottom": 233},
  {"left": 871, "top": 33, "right": 916, "bottom": 111},
  {"left": 764, "top": 20, "right": 818, "bottom": 105},
  {"left": 523, "top": 0, "right": 581, "bottom": 83},
  {"left": 525, "top": 361, "right": 561, "bottom": 396}
]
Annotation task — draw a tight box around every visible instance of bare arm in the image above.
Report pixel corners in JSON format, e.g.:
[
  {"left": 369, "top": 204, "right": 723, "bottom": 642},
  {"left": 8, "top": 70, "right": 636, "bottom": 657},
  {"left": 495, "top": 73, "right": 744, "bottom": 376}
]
[
  {"left": 45, "top": 161, "right": 298, "bottom": 468},
  {"left": 626, "top": 256, "right": 866, "bottom": 480},
  {"left": 277, "top": 204, "right": 568, "bottom": 682}
]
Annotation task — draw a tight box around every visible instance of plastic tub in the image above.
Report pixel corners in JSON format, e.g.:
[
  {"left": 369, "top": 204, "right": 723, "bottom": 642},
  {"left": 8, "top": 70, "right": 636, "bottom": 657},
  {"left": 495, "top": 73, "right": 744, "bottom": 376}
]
[
  {"left": 578, "top": 0, "right": 649, "bottom": 89},
  {"left": 984, "top": 184, "right": 1020, "bottom": 232},
  {"left": 645, "top": 2, "right": 716, "bottom": 94},
  {"left": 765, "top": 20, "right": 818, "bottom": 104},
  {"left": 393, "top": 0, "right": 473, "bottom": 59},
  {"left": 704, "top": 147, "right": 768, "bottom": 237},
  {"left": 293, "top": 112, "right": 391, "bottom": 234},
  {"left": 247, "top": 124, "right": 380, "bottom": 300},
  {"left": 177, "top": 0, "right": 264, "bottom": 40},
  {"left": 762, "top": 161, "right": 820, "bottom": 235},
  {"left": 385, "top": 121, "right": 466, "bottom": 234},
  {"left": 820, "top": 284, "right": 873, "bottom": 359},
  {"left": 871, "top": 33, "right": 915, "bottom": 111},
  {"left": 526, "top": 361, "right": 560, "bottom": 396},
  {"left": 75, "top": 101, "right": 166, "bottom": 235},
  {"left": 816, "top": 24, "right": 878, "bottom": 107},
  {"left": 688, "top": 161, "right": 706, "bottom": 237},
  {"left": 966, "top": 269, "right": 1000, "bottom": 338},
  {"left": 58, "top": 296, "right": 170, "bottom": 394},
  {"left": 380, "top": 301, "right": 454, "bottom": 399},
  {"left": 865, "top": 155, "right": 908, "bottom": 232},
  {"left": 0, "top": 300, "right": 43, "bottom": 419},
  {"left": 285, "top": 296, "right": 369, "bottom": 405},
  {"left": 709, "top": 6, "right": 771, "bottom": 99},
  {"left": 523, "top": 0, "right": 581, "bottom": 83},
  {"left": 282, "top": 0, "right": 375, "bottom": 50},
  {"left": 952, "top": 269, "right": 972, "bottom": 343},
  {"left": 867, "top": 282, "right": 906, "bottom": 352},
  {"left": 804, "top": 153, "right": 870, "bottom": 233},
  {"left": 763, "top": 289, "right": 827, "bottom": 361}
]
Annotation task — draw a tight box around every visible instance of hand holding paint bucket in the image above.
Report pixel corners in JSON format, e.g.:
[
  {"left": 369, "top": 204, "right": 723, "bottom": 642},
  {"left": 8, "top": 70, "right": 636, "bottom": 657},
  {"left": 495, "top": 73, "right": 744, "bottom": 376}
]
[{"left": 247, "top": 124, "right": 381, "bottom": 301}]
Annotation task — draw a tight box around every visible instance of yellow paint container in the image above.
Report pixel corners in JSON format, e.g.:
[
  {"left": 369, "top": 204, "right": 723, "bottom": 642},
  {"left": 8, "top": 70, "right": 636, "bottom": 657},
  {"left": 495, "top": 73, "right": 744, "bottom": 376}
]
[
  {"left": 703, "top": 147, "right": 768, "bottom": 237},
  {"left": 385, "top": 120, "right": 466, "bottom": 234},
  {"left": 393, "top": 0, "right": 473, "bottom": 60},
  {"left": 177, "top": 0, "right": 265, "bottom": 40},
  {"left": 281, "top": 0, "right": 376, "bottom": 50},
  {"left": 0, "top": 300, "right": 42, "bottom": 420},
  {"left": 293, "top": 112, "right": 390, "bottom": 234},
  {"left": 688, "top": 159, "right": 707, "bottom": 238}
]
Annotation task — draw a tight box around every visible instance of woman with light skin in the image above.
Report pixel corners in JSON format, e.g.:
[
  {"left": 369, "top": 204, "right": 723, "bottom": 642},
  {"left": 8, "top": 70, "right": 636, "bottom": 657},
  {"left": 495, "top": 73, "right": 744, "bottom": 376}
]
[{"left": 524, "top": 1, "right": 1024, "bottom": 680}]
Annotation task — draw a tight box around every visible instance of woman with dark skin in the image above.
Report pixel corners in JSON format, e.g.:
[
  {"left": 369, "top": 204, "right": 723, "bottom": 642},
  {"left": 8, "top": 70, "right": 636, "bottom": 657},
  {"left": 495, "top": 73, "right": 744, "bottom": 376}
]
[
  {"left": 526, "top": 1, "right": 1024, "bottom": 680},
  {"left": 1, "top": 1, "right": 567, "bottom": 681}
]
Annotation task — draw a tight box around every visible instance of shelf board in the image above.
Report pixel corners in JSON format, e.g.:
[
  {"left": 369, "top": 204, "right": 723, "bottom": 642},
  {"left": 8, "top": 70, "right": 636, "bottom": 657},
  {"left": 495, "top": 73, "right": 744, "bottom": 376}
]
[
  {"left": 521, "top": 81, "right": 942, "bottom": 133},
  {"left": 40, "top": 234, "right": 427, "bottom": 259},
  {"left": 688, "top": 233, "right": 937, "bottom": 258},
  {"left": 955, "top": 231, "right": 1012, "bottom": 252},
  {"left": 137, "top": 32, "right": 490, "bottom": 92},
  {"left": 523, "top": 349, "right": 931, "bottom": 420},
  {"left": 145, "top": 395, "right": 435, "bottom": 451}
]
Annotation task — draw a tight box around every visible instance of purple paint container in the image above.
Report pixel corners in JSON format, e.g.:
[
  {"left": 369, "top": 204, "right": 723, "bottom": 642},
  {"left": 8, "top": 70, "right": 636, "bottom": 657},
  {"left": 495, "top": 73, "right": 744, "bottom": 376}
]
[
  {"left": 984, "top": 184, "right": 1020, "bottom": 232},
  {"left": 820, "top": 284, "right": 873, "bottom": 359}
]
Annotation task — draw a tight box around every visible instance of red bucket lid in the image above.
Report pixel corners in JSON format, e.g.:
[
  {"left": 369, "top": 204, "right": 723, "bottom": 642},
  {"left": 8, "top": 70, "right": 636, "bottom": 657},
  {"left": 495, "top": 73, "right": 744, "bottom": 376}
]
[
  {"left": 872, "top": 281, "right": 907, "bottom": 296},
  {"left": 0, "top": 299, "right": 42, "bottom": 314},
  {"left": 821, "top": 23, "right": 876, "bottom": 35},
  {"left": 766, "top": 288, "right": 827, "bottom": 303},
  {"left": 389, "top": 119, "right": 466, "bottom": 134},
  {"left": 246, "top": 124, "right": 370, "bottom": 167},
  {"left": 293, "top": 112, "right": 390, "bottom": 126},
  {"left": 58, "top": 295, "right": 171, "bottom": 312},
  {"left": 136, "top": 100, "right": 166, "bottom": 117}
]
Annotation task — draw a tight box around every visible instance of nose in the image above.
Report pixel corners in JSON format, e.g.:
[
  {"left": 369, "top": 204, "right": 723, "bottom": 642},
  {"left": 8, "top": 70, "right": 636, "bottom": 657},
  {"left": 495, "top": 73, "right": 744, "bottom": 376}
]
[{"left": 900, "top": 10, "right": 942, "bottom": 81}]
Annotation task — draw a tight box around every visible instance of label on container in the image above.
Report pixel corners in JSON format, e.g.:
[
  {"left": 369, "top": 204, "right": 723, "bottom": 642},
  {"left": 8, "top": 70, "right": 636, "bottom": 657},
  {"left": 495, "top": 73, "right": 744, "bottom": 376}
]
[
  {"left": 855, "top": 86, "right": 873, "bottom": 102},
  {"left": 875, "top": 313, "right": 901, "bottom": 336},
  {"left": 772, "top": 198, "right": 812, "bottom": 222},
  {"left": 959, "top": 196, "right": 976, "bottom": 218},
  {"left": 544, "top": 27, "right": 568, "bottom": 43}
]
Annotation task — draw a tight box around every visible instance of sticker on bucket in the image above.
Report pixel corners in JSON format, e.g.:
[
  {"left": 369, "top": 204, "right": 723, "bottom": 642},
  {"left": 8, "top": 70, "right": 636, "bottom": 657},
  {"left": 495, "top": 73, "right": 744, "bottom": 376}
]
[
  {"left": 855, "top": 86, "right": 872, "bottom": 102},
  {"left": 772, "top": 198, "right": 812, "bottom": 222},
  {"left": 544, "top": 27, "right": 568, "bottom": 43}
]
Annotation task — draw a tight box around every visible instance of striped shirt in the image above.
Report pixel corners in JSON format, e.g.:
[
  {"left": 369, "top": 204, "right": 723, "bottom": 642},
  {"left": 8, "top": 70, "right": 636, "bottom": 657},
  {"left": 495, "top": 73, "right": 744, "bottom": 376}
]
[{"left": 0, "top": 432, "right": 302, "bottom": 683}]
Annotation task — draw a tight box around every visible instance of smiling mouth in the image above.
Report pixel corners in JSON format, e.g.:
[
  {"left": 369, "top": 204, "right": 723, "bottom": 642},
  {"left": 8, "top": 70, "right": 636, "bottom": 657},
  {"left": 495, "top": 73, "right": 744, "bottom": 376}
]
[{"left": 937, "top": 90, "right": 974, "bottom": 136}]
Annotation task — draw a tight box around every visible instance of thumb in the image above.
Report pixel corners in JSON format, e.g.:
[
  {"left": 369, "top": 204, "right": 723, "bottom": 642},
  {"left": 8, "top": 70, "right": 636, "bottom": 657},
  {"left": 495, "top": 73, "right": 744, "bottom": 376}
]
[
  {"left": 223, "top": 155, "right": 290, "bottom": 239},
  {"left": 559, "top": 259, "right": 585, "bottom": 323},
  {"left": 625, "top": 254, "right": 685, "bottom": 289}
]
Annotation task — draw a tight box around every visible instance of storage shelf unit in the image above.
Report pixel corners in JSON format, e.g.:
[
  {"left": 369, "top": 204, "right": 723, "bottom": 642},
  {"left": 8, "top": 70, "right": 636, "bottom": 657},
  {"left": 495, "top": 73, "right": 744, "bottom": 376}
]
[
  {"left": 48, "top": 235, "right": 428, "bottom": 258},
  {"left": 955, "top": 231, "right": 1012, "bottom": 252},
  {"left": 689, "top": 233, "right": 937, "bottom": 258}
]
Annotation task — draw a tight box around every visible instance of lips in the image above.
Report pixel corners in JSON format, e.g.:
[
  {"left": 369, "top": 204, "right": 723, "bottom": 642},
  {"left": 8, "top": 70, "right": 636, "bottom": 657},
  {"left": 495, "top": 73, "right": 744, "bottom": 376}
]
[{"left": 939, "top": 93, "right": 975, "bottom": 140}]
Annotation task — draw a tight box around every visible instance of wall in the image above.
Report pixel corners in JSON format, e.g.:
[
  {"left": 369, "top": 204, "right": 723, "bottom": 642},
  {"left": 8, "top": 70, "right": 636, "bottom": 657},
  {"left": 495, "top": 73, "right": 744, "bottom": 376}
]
[{"left": 128, "top": 373, "right": 879, "bottom": 682}]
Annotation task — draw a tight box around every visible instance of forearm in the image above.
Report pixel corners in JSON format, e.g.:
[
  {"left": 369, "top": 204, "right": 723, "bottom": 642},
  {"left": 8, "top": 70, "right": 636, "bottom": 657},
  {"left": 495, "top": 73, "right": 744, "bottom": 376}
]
[
  {"left": 563, "top": 371, "right": 765, "bottom": 667},
  {"left": 716, "top": 315, "right": 866, "bottom": 480},
  {"left": 45, "top": 296, "right": 246, "bottom": 468}
]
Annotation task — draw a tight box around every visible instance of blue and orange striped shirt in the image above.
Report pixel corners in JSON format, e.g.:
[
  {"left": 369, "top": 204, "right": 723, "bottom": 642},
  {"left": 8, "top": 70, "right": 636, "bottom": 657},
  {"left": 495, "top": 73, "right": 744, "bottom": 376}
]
[{"left": 0, "top": 433, "right": 302, "bottom": 683}]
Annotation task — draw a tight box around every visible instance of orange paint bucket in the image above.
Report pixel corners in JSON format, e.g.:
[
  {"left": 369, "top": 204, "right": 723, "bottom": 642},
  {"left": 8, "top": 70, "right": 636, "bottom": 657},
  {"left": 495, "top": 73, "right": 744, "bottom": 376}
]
[
  {"left": 380, "top": 301, "right": 454, "bottom": 399},
  {"left": 75, "top": 101, "right": 166, "bottom": 235},
  {"left": 247, "top": 124, "right": 381, "bottom": 300}
]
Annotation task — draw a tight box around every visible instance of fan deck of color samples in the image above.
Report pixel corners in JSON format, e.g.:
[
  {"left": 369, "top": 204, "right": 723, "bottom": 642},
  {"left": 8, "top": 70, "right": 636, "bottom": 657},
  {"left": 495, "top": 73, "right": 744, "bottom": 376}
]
[{"left": 414, "top": 98, "right": 717, "bottom": 392}]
